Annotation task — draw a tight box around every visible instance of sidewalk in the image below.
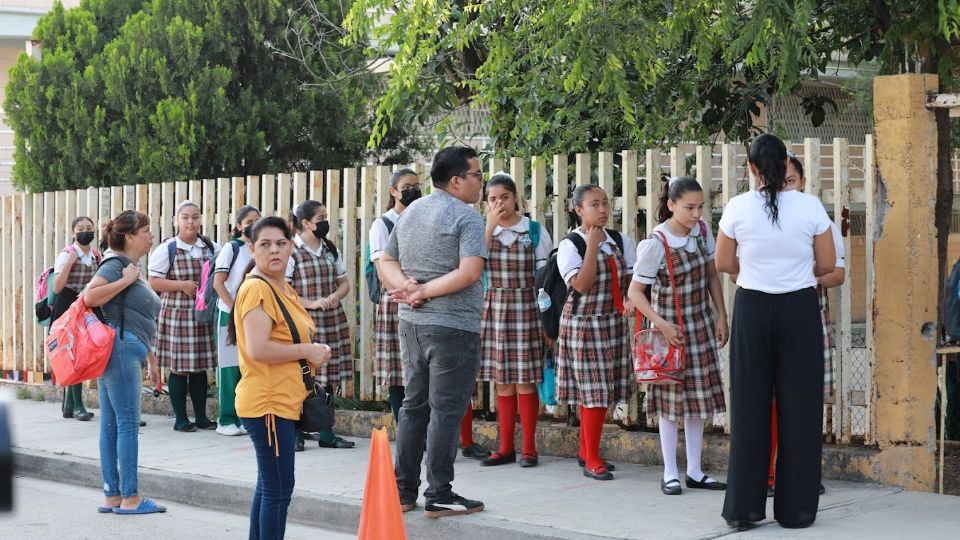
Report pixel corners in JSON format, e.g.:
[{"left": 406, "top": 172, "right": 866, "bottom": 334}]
[{"left": 7, "top": 399, "right": 957, "bottom": 539}]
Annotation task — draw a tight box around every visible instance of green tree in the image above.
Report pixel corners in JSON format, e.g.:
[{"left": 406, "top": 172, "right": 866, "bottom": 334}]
[
  {"left": 3, "top": 0, "right": 422, "bottom": 192},
  {"left": 335, "top": 0, "right": 960, "bottom": 319}
]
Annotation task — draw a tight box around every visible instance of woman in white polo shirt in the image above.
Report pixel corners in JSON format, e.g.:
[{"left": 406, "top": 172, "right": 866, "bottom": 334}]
[{"left": 716, "top": 134, "right": 835, "bottom": 531}]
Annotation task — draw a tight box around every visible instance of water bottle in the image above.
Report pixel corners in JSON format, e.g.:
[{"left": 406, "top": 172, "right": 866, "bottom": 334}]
[{"left": 537, "top": 288, "right": 551, "bottom": 312}]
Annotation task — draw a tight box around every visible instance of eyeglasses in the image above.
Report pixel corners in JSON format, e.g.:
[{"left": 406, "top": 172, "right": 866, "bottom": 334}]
[{"left": 461, "top": 170, "right": 484, "bottom": 180}]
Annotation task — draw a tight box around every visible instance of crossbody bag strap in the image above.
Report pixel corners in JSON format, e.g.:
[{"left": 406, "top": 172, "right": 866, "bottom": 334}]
[
  {"left": 655, "top": 231, "right": 684, "bottom": 335},
  {"left": 248, "top": 275, "right": 314, "bottom": 393}
]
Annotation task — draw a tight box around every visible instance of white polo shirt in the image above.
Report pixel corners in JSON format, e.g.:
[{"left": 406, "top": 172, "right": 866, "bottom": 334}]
[
  {"left": 718, "top": 190, "right": 832, "bottom": 294},
  {"left": 632, "top": 220, "right": 716, "bottom": 284},
  {"left": 557, "top": 228, "right": 636, "bottom": 285},
  {"left": 491, "top": 216, "right": 554, "bottom": 270},
  {"left": 148, "top": 236, "right": 220, "bottom": 278}
]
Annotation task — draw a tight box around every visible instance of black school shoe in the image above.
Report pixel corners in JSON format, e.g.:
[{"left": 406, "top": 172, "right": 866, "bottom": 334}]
[
  {"left": 577, "top": 457, "right": 616, "bottom": 471},
  {"left": 661, "top": 478, "right": 682, "bottom": 495},
  {"left": 481, "top": 452, "right": 516, "bottom": 466},
  {"left": 461, "top": 443, "right": 491, "bottom": 459},
  {"left": 318, "top": 436, "right": 355, "bottom": 449},
  {"left": 685, "top": 474, "right": 727, "bottom": 490},
  {"left": 582, "top": 464, "right": 614, "bottom": 481},
  {"left": 73, "top": 411, "right": 94, "bottom": 422},
  {"left": 424, "top": 493, "right": 484, "bottom": 518}
]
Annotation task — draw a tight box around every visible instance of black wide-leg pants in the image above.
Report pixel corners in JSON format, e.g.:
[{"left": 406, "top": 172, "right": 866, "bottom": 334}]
[{"left": 722, "top": 287, "right": 824, "bottom": 528}]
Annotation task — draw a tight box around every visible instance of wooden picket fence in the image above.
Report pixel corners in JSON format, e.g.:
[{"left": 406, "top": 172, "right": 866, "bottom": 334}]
[{"left": 0, "top": 136, "right": 877, "bottom": 444}]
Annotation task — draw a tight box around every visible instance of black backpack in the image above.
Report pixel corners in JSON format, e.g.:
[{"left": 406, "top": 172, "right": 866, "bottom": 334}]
[
  {"left": 944, "top": 257, "right": 960, "bottom": 340},
  {"left": 534, "top": 229, "right": 624, "bottom": 340}
]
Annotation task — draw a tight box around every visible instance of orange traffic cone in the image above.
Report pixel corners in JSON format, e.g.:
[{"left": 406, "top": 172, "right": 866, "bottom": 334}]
[{"left": 358, "top": 427, "right": 407, "bottom": 540}]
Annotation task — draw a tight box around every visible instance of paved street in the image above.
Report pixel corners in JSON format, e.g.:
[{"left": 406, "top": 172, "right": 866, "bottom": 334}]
[
  {"left": 7, "top": 399, "right": 960, "bottom": 539},
  {"left": 0, "top": 476, "right": 354, "bottom": 540}
]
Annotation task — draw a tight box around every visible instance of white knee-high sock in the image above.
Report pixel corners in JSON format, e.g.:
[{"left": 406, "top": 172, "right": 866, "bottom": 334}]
[
  {"left": 684, "top": 416, "right": 712, "bottom": 481},
  {"left": 659, "top": 416, "right": 679, "bottom": 482}
]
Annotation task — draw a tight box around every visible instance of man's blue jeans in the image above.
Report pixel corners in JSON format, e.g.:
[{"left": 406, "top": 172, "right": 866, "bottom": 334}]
[
  {"left": 241, "top": 416, "right": 297, "bottom": 540},
  {"left": 98, "top": 328, "right": 147, "bottom": 498}
]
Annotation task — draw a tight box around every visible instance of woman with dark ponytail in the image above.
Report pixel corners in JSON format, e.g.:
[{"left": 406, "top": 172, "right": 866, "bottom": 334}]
[
  {"left": 288, "top": 200, "right": 355, "bottom": 451},
  {"left": 369, "top": 169, "right": 421, "bottom": 423},
  {"left": 628, "top": 176, "right": 727, "bottom": 495},
  {"left": 716, "top": 134, "right": 836, "bottom": 530}
]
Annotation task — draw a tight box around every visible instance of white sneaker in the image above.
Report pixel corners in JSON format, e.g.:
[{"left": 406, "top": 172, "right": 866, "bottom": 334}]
[
  {"left": 238, "top": 424, "right": 248, "bottom": 435},
  {"left": 216, "top": 423, "right": 244, "bottom": 436}
]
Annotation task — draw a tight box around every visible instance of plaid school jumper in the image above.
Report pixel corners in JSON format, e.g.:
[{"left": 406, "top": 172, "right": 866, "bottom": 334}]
[
  {"left": 478, "top": 232, "right": 544, "bottom": 384},
  {"left": 556, "top": 246, "right": 632, "bottom": 408},
  {"left": 819, "top": 287, "right": 834, "bottom": 399},
  {"left": 155, "top": 244, "right": 217, "bottom": 372},
  {"left": 374, "top": 289, "right": 403, "bottom": 387},
  {"left": 63, "top": 252, "right": 98, "bottom": 293},
  {"left": 291, "top": 244, "right": 353, "bottom": 387},
  {"left": 646, "top": 232, "right": 726, "bottom": 421}
]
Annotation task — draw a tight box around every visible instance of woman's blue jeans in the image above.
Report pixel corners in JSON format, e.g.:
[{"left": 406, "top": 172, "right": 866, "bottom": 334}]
[
  {"left": 241, "top": 416, "right": 297, "bottom": 540},
  {"left": 98, "top": 328, "right": 148, "bottom": 498}
]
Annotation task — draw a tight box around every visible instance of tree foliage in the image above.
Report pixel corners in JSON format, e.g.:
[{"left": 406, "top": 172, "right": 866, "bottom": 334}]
[
  {"left": 335, "top": 0, "right": 960, "bottom": 156},
  {"left": 4, "top": 0, "right": 422, "bottom": 192}
]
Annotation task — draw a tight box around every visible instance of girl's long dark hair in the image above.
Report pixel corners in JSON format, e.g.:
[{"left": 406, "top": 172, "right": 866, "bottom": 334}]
[
  {"left": 290, "top": 199, "right": 339, "bottom": 260},
  {"left": 226, "top": 216, "right": 292, "bottom": 346},
  {"left": 748, "top": 134, "right": 788, "bottom": 225},
  {"left": 656, "top": 176, "right": 702, "bottom": 223}
]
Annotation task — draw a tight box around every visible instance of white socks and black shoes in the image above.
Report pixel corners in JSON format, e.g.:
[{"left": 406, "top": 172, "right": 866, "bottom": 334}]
[{"left": 424, "top": 492, "right": 485, "bottom": 518}]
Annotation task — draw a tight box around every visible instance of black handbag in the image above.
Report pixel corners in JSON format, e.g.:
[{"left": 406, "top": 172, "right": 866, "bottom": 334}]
[{"left": 249, "top": 275, "right": 335, "bottom": 432}]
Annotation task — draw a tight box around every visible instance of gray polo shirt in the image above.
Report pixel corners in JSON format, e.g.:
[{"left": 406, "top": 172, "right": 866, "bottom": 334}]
[
  {"left": 95, "top": 255, "right": 162, "bottom": 346},
  {"left": 384, "top": 189, "right": 488, "bottom": 333}
]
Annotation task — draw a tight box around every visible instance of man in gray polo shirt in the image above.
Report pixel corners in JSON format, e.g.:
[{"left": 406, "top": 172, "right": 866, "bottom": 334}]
[{"left": 380, "top": 146, "right": 488, "bottom": 518}]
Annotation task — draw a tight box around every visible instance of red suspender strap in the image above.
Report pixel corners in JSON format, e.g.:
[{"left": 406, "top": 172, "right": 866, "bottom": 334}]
[
  {"left": 607, "top": 255, "right": 625, "bottom": 314},
  {"left": 654, "top": 231, "right": 684, "bottom": 334}
]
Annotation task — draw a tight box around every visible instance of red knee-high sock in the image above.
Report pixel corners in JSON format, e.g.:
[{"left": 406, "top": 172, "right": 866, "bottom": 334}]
[
  {"left": 496, "top": 394, "right": 518, "bottom": 455},
  {"left": 768, "top": 399, "right": 778, "bottom": 487},
  {"left": 581, "top": 407, "right": 607, "bottom": 471},
  {"left": 460, "top": 403, "right": 474, "bottom": 448},
  {"left": 518, "top": 392, "right": 539, "bottom": 456}
]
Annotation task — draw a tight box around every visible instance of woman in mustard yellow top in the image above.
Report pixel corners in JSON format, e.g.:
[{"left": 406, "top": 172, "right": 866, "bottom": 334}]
[{"left": 227, "top": 216, "right": 330, "bottom": 540}]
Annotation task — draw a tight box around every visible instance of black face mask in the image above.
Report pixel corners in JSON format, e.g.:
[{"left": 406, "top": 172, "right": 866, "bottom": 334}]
[
  {"left": 313, "top": 220, "right": 330, "bottom": 238},
  {"left": 399, "top": 187, "right": 422, "bottom": 207},
  {"left": 76, "top": 232, "right": 95, "bottom": 246},
  {"left": 242, "top": 224, "right": 254, "bottom": 240}
]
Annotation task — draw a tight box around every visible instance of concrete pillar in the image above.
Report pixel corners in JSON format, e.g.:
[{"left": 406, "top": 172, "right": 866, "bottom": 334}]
[{"left": 871, "top": 74, "right": 939, "bottom": 491}]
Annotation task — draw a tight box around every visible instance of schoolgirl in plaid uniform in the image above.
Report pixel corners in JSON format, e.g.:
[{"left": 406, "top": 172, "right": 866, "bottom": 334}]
[
  {"left": 369, "top": 169, "right": 422, "bottom": 422},
  {"left": 289, "top": 199, "right": 355, "bottom": 450},
  {"left": 148, "top": 201, "right": 220, "bottom": 432},
  {"left": 556, "top": 185, "right": 636, "bottom": 481},
  {"left": 479, "top": 173, "right": 553, "bottom": 468},
  {"left": 211, "top": 205, "right": 261, "bottom": 437},
  {"left": 766, "top": 155, "right": 846, "bottom": 496},
  {"left": 52, "top": 216, "right": 101, "bottom": 421},
  {"left": 628, "top": 176, "right": 728, "bottom": 495}
]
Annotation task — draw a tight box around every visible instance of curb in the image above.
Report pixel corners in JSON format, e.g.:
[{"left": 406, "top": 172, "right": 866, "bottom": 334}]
[
  {"left": 2, "top": 380, "right": 884, "bottom": 484},
  {"left": 14, "top": 447, "right": 612, "bottom": 540}
]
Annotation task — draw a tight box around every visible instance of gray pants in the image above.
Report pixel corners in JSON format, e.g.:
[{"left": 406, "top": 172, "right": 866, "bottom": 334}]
[{"left": 395, "top": 321, "right": 481, "bottom": 503}]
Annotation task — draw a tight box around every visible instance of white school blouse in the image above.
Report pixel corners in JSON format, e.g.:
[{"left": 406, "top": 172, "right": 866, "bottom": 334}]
[{"left": 557, "top": 228, "right": 636, "bottom": 285}]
